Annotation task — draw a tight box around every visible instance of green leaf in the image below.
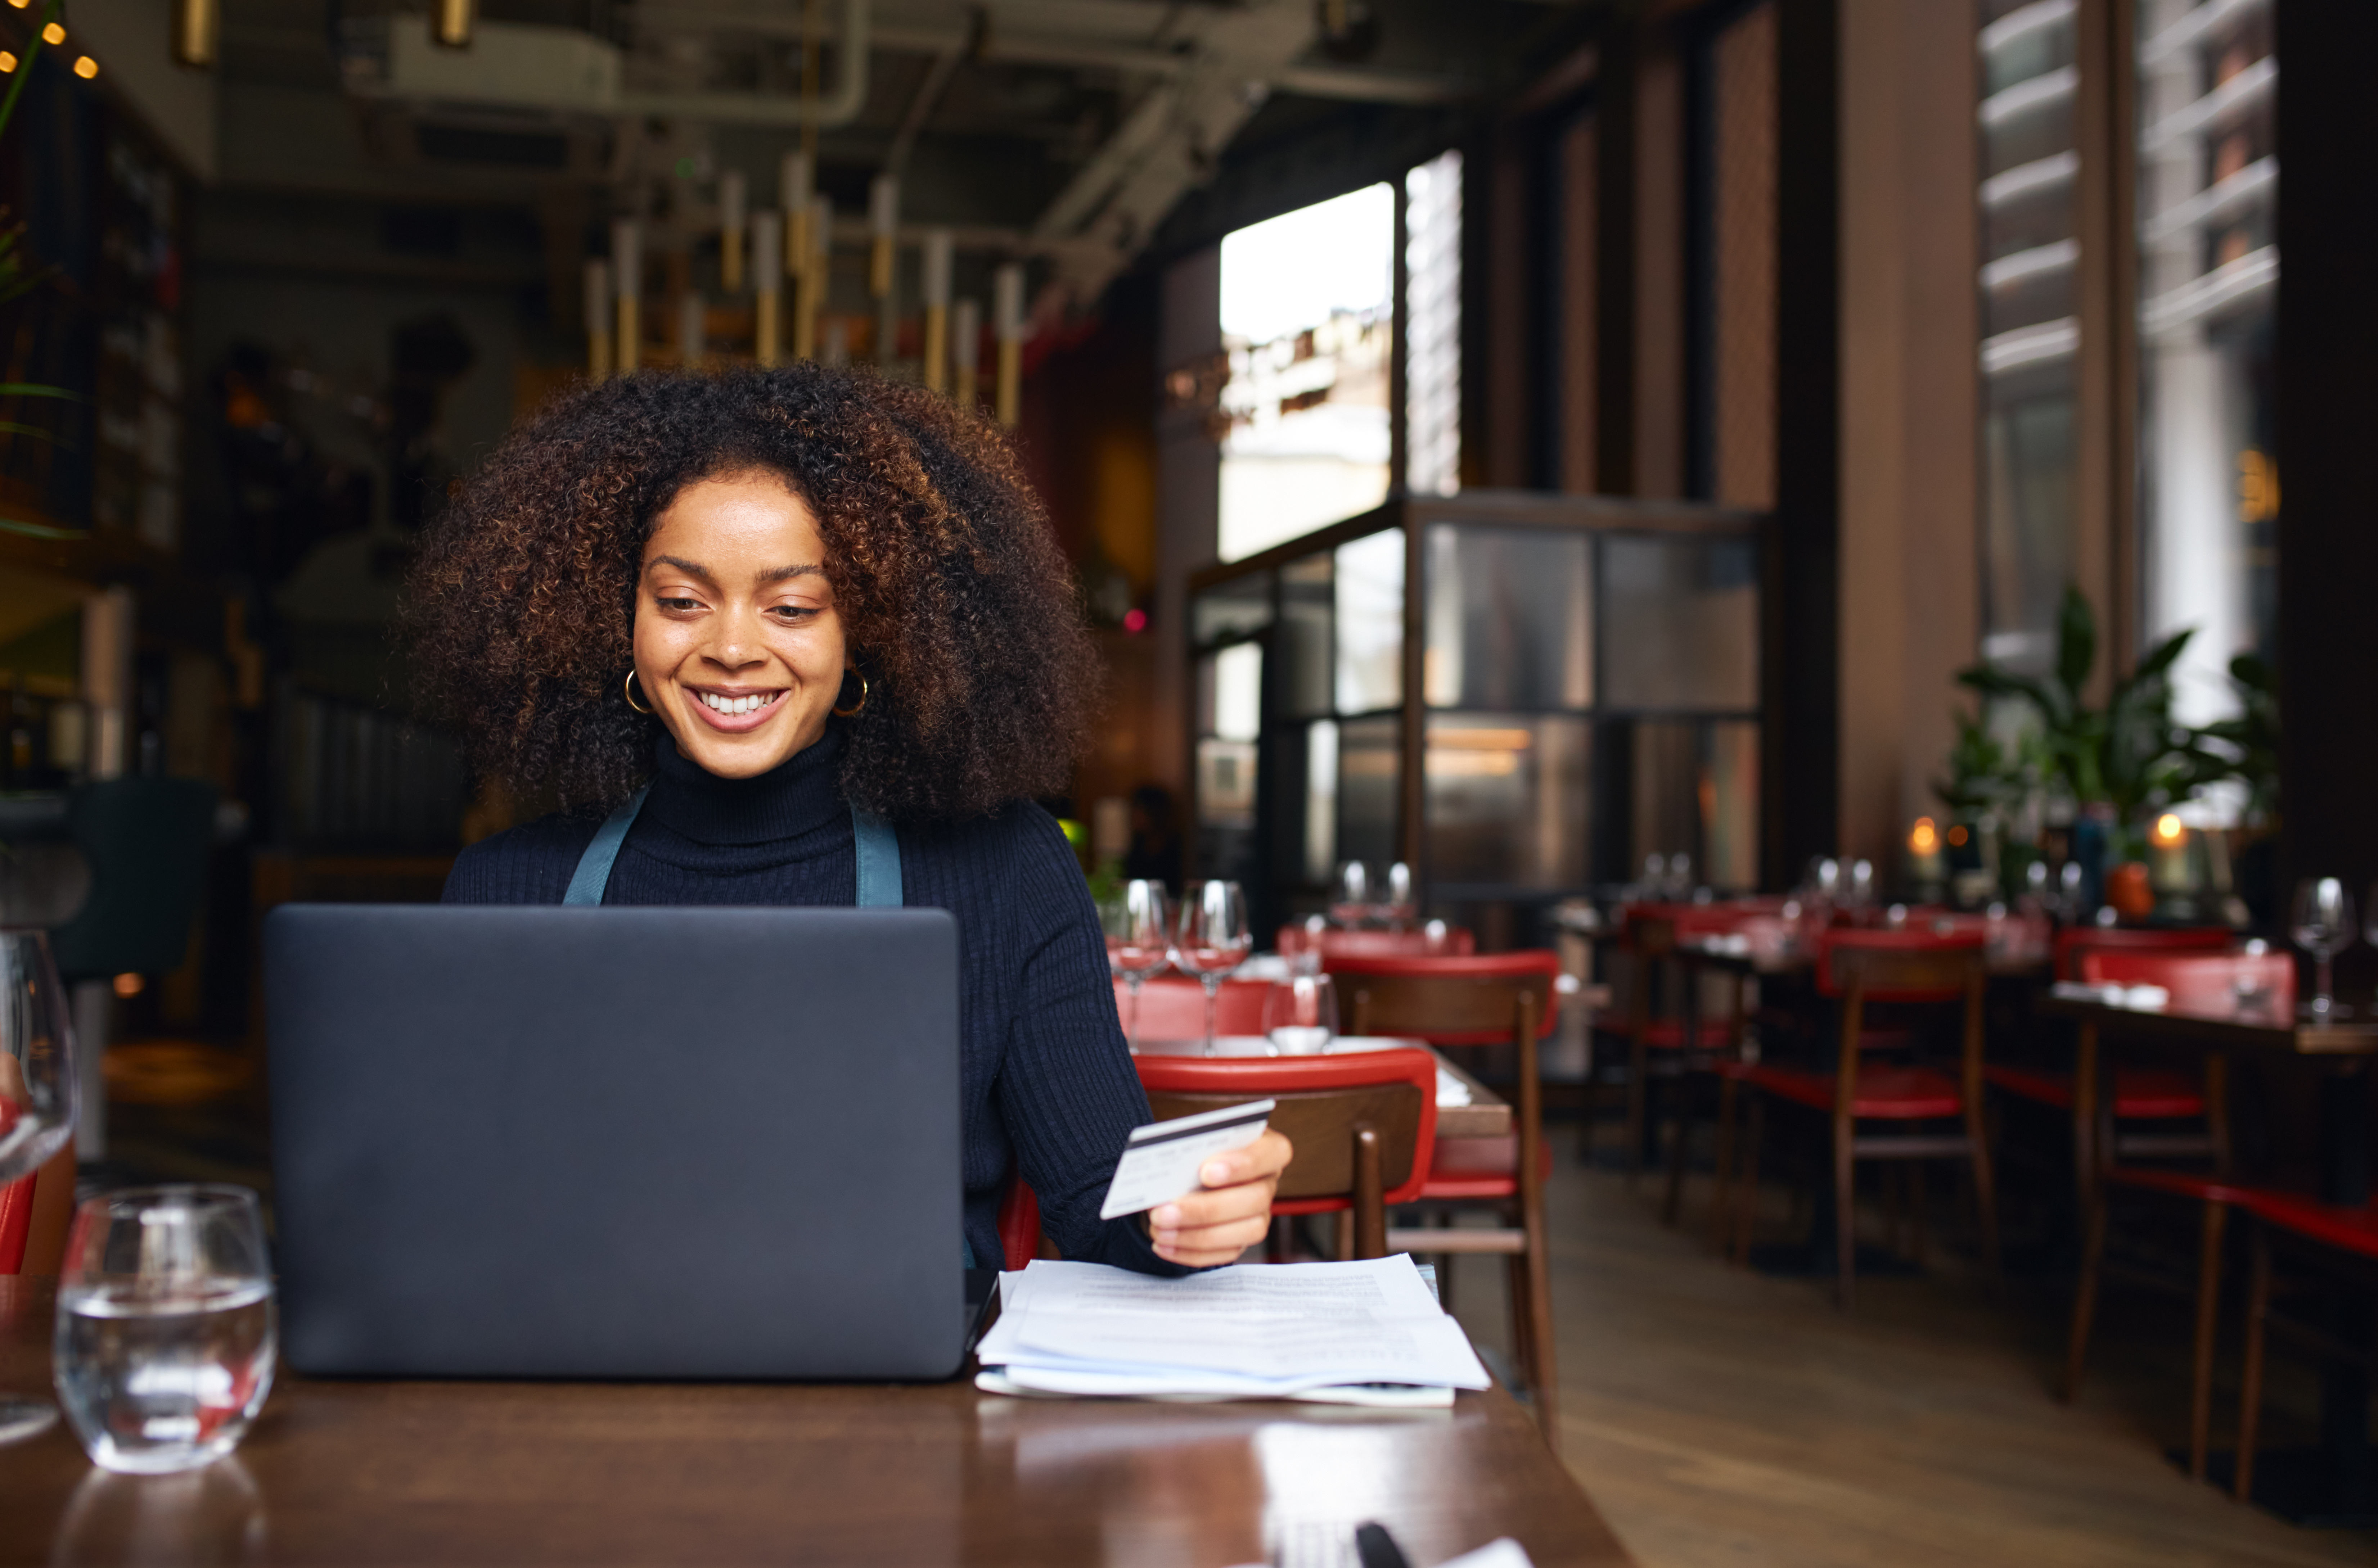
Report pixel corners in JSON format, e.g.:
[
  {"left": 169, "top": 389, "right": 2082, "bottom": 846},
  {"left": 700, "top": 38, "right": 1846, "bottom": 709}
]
[
  {"left": 2056, "top": 586, "right": 2098, "bottom": 700},
  {"left": 0, "top": 384, "right": 81, "bottom": 401}
]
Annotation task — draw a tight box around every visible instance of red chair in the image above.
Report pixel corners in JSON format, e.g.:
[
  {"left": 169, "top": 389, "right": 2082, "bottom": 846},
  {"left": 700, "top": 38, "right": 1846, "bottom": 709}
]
[
  {"left": 1330, "top": 952, "right": 1562, "bottom": 1445},
  {"left": 2234, "top": 1189, "right": 2378, "bottom": 1501},
  {"left": 2058, "top": 953, "right": 2291, "bottom": 1473},
  {"left": 1988, "top": 940, "right": 2256, "bottom": 1206},
  {"left": 1594, "top": 908, "right": 1749, "bottom": 1188},
  {"left": 1730, "top": 930, "right": 2000, "bottom": 1309},
  {"left": 0, "top": 1142, "right": 73, "bottom": 1277},
  {"left": 995, "top": 1175, "right": 1045, "bottom": 1272},
  {"left": 2053, "top": 924, "right": 2235, "bottom": 981},
  {"left": 1133, "top": 1049, "right": 1440, "bottom": 1260},
  {"left": 1114, "top": 975, "right": 1270, "bottom": 1043},
  {"left": 1277, "top": 924, "right": 1476, "bottom": 963}
]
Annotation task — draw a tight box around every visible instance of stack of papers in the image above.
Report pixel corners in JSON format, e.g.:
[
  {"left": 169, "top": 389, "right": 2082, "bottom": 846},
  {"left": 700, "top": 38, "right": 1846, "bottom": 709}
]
[{"left": 975, "top": 1255, "right": 1491, "bottom": 1406}]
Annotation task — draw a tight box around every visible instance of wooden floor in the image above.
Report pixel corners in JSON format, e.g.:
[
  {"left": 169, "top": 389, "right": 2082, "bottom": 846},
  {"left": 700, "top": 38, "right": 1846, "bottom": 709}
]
[{"left": 1441, "top": 1162, "right": 2376, "bottom": 1568}]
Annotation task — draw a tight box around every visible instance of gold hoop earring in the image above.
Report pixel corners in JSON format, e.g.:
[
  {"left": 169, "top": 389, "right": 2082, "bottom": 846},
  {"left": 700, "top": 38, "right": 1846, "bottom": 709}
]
[
  {"left": 623, "top": 669, "right": 654, "bottom": 715},
  {"left": 832, "top": 672, "right": 868, "bottom": 719}
]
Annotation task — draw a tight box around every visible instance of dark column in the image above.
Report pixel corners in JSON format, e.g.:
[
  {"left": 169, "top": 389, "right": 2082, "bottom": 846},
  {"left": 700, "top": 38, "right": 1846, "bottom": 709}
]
[
  {"left": 2275, "top": 0, "right": 2378, "bottom": 943},
  {"left": 1594, "top": 19, "right": 1639, "bottom": 497},
  {"left": 1764, "top": 0, "right": 1838, "bottom": 889}
]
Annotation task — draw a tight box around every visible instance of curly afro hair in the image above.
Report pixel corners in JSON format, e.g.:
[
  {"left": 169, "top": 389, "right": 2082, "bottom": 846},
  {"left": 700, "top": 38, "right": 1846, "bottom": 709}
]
[{"left": 406, "top": 363, "right": 1097, "bottom": 823}]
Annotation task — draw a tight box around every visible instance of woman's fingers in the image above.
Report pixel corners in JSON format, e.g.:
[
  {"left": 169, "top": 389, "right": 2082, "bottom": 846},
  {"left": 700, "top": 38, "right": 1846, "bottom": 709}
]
[
  {"left": 1195, "top": 1129, "right": 1293, "bottom": 1189},
  {"left": 1148, "top": 1129, "right": 1294, "bottom": 1265},
  {"left": 1151, "top": 1210, "right": 1270, "bottom": 1266}
]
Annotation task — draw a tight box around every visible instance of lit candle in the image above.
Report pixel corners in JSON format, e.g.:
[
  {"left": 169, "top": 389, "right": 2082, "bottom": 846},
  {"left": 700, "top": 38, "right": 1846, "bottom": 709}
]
[
  {"left": 2149, "top": 812, "right": 2193, "bottom": 891},
  {"left": 1908, "top": 816, "right": 1945, "bottom": 884}
]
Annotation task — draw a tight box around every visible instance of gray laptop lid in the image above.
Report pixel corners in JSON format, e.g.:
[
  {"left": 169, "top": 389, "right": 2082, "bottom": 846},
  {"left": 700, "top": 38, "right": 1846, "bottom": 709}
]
[{"left": 265, "top": 904, "right": 962, "bottom": 1381}]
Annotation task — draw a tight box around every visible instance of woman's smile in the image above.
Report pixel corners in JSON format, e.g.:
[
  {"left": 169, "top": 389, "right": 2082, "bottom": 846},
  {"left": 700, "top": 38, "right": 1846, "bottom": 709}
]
[{"left": 688, "top": 687, "right": 788, "bottom": 730}]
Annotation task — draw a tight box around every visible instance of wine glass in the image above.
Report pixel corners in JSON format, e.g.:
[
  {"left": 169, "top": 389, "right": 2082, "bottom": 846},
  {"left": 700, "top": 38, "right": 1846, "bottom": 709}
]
[
  {"left": 1262, "top": 973, "right": 1338, "bottom": 1056},
  {"left": 1377, "top": 862, "right": 1418, "bottom": 930},
  {"left": 1173, "top": 880, "right": 1252, "bottom": 1057},
  {"left": 0, "top": 928, "right": 79, "bottom": 1442},
  {"left": 1103, "top": 881, "right": 1172, "bottom": 1052},
  {"left": 2291, "top": 877, "right": 2355, "bottom": 1018},
  {"left": 1329, "top": 862, "right": 1372, "bottom": 928}
]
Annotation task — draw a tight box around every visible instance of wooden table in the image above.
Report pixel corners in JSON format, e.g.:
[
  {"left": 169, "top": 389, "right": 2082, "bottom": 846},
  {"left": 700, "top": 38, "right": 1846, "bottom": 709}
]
[
  {"left": 0, "top": 1278, "right": 1631, "bottom": 1567},
  {"left": 2033, "top": 989, "right": 2378, "bottom": 1523},
  {"left": 1134, "top": 1040, "right": 1512, "bottom": 1141}
]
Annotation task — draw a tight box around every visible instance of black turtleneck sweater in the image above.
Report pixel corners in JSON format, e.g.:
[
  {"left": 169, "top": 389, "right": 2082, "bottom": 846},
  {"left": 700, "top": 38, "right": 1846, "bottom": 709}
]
[{"left": 442, "top": 727, "right": 1184, "bottom": 1276}]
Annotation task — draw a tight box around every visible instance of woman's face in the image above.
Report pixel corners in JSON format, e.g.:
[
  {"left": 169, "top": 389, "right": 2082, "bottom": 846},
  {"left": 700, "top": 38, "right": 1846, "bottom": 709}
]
[{"left": 634, "top": 468, "right": 848, "bottom": 780}]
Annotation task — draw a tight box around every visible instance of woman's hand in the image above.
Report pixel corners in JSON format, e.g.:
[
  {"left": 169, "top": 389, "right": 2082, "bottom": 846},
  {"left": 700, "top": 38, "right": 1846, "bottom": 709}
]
[{"left": 1147, "top": 1129, "right": 1294, "bottom": 1267}]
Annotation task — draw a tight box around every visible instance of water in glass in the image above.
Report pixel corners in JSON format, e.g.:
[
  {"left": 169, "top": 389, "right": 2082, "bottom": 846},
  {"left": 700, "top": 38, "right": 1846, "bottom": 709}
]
[
  {"left": 54, "top": 1186, "right": 276, "bottom": 1474},
  {"left": 1263, "top": 974, "right": 1338, "bottom": 1056}
]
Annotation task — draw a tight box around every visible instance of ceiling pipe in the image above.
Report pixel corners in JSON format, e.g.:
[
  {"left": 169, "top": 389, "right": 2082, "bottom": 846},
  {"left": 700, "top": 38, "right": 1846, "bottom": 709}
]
[{"left": 615, "top": 0, "right": 870, "bottom": 127}]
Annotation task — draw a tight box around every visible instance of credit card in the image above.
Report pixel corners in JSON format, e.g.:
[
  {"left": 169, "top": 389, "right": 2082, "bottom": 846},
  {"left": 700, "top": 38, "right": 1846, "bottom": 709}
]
[{"left": 1099, "top": 1099, "right": 1275, "bottom": 1220}]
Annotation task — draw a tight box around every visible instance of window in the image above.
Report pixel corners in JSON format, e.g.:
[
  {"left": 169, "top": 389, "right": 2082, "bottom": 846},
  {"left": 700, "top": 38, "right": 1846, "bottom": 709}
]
[
  {"left": 1405, "top": 150, "right": 1463, "bottom": 497},
  {"left": 1216, "top": 186, "right": 1395, "bottom": 562},
  {"left": 2136, "top": 0, "right": 2276, "bottom": 726},
  {"left": 1976, "top": 0, "right": 2084, "bottom": 673}
]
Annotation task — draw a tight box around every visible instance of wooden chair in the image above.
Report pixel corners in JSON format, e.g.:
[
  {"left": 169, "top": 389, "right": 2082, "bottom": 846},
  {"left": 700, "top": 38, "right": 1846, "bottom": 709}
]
[
  {"left": 2233, "top": 1188, "right": 2378, "bottom": 1502},
  {"left": 1134, "top": 1049, "right": 1441, "bottom": 1261},
  {"left": 2060, "top": 950, "right": 2292, "bottom": 1478},
  {"left": 1330, "top": 952, "right": 1561, "bottom": 1446},
  {"left": 1987, "top": 931, "right": 2243, "bottom": 1200},
  {"left": 1730, "top": 931, "right": 2000, "bottom": 1310},
  {"left": 1592, "top": 907, "right": 1745, "bottom": 1181}
]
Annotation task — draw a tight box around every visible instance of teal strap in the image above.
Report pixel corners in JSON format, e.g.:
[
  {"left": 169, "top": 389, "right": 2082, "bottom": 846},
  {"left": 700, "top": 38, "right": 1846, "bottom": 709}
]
[
  {"left": 560, "top": 785, "right": 902, "bottom": 908},
  {"left": 853, "top": 808, "right": 902, "bottom": 908},
  {"left": 563, "top": 787, "right": 648, "bottom": 906}
]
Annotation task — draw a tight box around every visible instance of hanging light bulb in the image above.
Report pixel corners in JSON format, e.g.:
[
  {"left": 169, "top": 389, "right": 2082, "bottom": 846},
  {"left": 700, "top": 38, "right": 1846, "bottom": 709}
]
[
  {"left": 432, "top": 0, "right": 474, "bottom": 49},
  {"left": 171, "top": 0, "right": 217, "bottom": 67}
]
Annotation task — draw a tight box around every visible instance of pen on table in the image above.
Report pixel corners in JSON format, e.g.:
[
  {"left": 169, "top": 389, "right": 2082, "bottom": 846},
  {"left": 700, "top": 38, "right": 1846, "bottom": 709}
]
[{"left": 1354, "top": 1520, "right": 1413, "bottom": 1568}]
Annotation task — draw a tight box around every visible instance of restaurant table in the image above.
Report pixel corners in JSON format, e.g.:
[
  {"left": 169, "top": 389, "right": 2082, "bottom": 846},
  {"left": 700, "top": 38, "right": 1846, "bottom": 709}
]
[
  {"left": 1132, "top": 1039, "right": 1512, "bottom": 1141},
  {"left": 2034, "top": 989, "right": 2378, "bottom": 1525},
  {"left": 0, "top": 1277, "right": 1631, "bottom": 1567}
]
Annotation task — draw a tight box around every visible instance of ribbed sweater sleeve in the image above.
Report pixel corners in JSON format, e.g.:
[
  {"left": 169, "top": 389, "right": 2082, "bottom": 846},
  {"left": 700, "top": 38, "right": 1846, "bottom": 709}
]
[{"left": 981, "top": 806, "right": 1193, "bottom": 1276}]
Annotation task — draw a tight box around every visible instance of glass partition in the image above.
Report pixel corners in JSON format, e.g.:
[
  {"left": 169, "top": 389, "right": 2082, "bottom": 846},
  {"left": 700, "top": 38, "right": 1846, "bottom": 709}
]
[{"left": 1187, "top": 493, "right": 1768, "bottom": 943}]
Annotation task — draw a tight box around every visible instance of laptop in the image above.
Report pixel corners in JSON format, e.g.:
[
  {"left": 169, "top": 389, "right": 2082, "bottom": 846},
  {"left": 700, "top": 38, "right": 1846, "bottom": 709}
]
[{"left": 265, "top": 904, "right": 970, "bottom": 1381}]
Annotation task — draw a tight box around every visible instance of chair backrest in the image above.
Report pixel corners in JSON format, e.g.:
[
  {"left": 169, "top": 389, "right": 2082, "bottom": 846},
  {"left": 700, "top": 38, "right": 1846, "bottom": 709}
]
[
  {"left": 2078, "top": 949, "right": 2293, "bottom": 1013},
  {"left": 1815, "top": 930, "right": 1986, "bottom": 1002},
  {"left": 1276, "top": 925, "right": 1477, "bottom": 962},
  {"left": 996, "top": 1173, "right": 1044, "bottom": 1272},
  {"left": 51, "top": 777, "right": 217, "bottom": 981},
  {"left": 1134, "top": 1048, "right": 1440, "bottom": 1209},
  {"left": 2053, "top": 924, "right": 2233, "bottom": 981},
  {"left": 1115, "top": 975, "right": 1271, "bottom": 1040},
  {"left": 1324, "top": 951, "right": 1561, "bottom": 1045}
]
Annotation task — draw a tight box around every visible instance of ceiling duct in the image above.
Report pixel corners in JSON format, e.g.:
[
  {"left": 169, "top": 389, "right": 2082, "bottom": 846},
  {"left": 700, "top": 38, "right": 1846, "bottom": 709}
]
[{"left": 337, "top": 0, "right": 872, "bottom": 128}]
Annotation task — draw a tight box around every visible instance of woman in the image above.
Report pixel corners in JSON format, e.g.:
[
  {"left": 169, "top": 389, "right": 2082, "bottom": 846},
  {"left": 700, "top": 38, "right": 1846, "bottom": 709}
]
[{"left": 411, "top": 363, "right": 1289, "bottom": 1274}]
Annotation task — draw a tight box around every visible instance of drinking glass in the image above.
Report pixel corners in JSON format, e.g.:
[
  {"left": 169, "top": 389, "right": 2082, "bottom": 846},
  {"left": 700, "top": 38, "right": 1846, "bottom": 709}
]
[
  {"left": 0, "top": 928, "right": 77, "bottom": 1444},
  {"left": 1173, "top": 880, "right": 1252, "bottom": 1057},
  {"left": 1104, "top": 881, "right": 1173, "bottom": 1052},
  {"left": 1329, "top": 862, "right": 1372, "bottom": 928},
  {"left": 1377, "top": 863, "right": 1418, "bottom": 930},
  {"left": 1846, "top": 858, "right": 1877, "bottom": 910},
  {"left": 2293, "top": 876, "right": 2356, "bottom": 1018},
  {"left": 55, "top": 1185, "right": 275, "bottom": 1473},
  {"left": 1262, "top": 974, "right": 1338, "bottom": 1056}
]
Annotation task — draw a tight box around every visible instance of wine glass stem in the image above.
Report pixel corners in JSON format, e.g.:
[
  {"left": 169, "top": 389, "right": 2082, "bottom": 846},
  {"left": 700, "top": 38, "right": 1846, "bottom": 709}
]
[
  {"left": 1202, "top": 973, "right": 1221, "bottom": 1057},
  {"left": 2318, "top": 953, "right": 2335, "bottom": 1012},
  {"left": 1126, "top": 975, "right": 1144, "bottom": 1052}
]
